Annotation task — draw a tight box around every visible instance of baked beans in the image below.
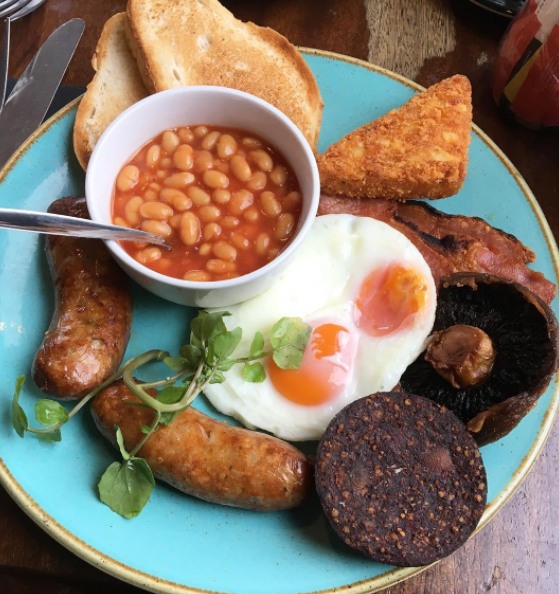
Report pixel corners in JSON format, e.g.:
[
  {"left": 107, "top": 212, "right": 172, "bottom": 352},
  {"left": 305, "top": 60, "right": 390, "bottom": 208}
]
[
  {"left": 217, "top": 134, "right": 237, "bottom": 159},
  {"left": 201, "top": 130, "right": 221, "bottom": 151},
  {"left": 124, "top": 196, "right": 143, "bottom": 225},
  {"left": 116, "top": 165, "right": 140, "bottom": 192},
  {"left": 180, "top": 212, "right": 201, "bottom": 246},
  {"left": 162, "top": 131, "right": 180, "bottom": 154},
  {"left": 173, "top": 144, "right": 194, "bottom": 171},
  {"left": 143, "top": 188, "right": 159, "bottom": 202},
  {"left": 142, "top": 220, "right": 172, "bottom": 238},
  {"left": 230, "top": 155, "right": 252, "bottom": 182},
  {"left": 203, "top": 222, "right": 222, "bottom": 242},
  {"left": 146, "top": 145, "right": 161, "bottom": 169},
  {"left": 188, "top": 186, "right": 211, "bottom": 206},
  {"left": 221, "top": 216, "right": 240, "bottom": 229},
  {"left": 178, "top": 127, "right": 195, "bottom": 143},
  {"left": 212, "top": 189, "right": 231, "bottom": 204},
  {"left": 139, "top": 202, "right": 173, "bottom": 221},
  {"left": 136, "top": 247, "right": 162, "bottom": 265},
  {"left": 260, "top": 191, "right": 282, "bottom": 218},
  {"left": 247, "top": 171, "right": 267, "bottom": 191},
  {"left": 199, "top": 242, "right": 212, "bottom": 257},
  {"left": 112, "top": 125, "right": 302, "bottom": 281},
  {"left": 203, "top": 170, "right": 228, "bottom": 189}
]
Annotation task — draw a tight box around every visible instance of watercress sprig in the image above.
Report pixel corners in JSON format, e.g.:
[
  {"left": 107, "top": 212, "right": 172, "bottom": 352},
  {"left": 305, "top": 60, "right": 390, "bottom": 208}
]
[{"left": 10, "top": 311, "right": 311, "bottom": 519}]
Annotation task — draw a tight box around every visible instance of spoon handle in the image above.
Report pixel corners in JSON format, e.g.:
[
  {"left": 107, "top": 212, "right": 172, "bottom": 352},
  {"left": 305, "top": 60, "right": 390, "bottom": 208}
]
[
  {"left": 0, "top": 17, "right": 9, "bottom": 109},
  {"left": 0, "top": 207, "right": 169, "bottom": 247}
]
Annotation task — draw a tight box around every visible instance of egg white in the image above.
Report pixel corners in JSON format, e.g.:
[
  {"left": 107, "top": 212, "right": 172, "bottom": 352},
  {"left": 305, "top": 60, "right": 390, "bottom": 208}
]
[{"left": 203, "top": 214, "right": 437, "bottom": 441}]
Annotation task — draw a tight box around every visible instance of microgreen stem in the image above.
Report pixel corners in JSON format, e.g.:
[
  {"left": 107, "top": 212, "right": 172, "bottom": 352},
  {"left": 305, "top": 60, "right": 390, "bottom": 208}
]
[
  {"left": 141, "top": 369, "right": 193, "bottom": 390},
  {"left": 26, "top": 354, "right": 158, "bottom": 436},
  {"left": 234, "top": 350, "right": 274, "bottom": 364},
  {"left": 129, "top": 409, "right": 161, "bottom": 458},
  {"left": 123, "top": 349, "right": 207, "bottom": 413},
  {"left": 122, "top": 350, "right": 173, "bottom": 411},
  {"left": 182, "top": 351, "right": 206, "bottom": 401},
  {"left": 200, "top": 365, "right": 220, "bottom": 390}
]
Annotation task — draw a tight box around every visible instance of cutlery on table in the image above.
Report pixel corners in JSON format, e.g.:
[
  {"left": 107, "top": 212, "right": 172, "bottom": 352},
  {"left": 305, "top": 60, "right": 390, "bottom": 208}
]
[
  {"left": 0, "top": 18, "right": 85, "bottom": 170},
  {"left": 0, "top": 207, "right": 171, "bottom": 248},
  {"left": 0, "top": 0, "right": 48, "bottom": 109}
]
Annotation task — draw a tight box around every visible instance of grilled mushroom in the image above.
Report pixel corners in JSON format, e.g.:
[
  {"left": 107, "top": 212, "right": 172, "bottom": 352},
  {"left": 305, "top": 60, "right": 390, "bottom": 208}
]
[{"left": 400, "top": 273, "right": 559, "bottom": 445}]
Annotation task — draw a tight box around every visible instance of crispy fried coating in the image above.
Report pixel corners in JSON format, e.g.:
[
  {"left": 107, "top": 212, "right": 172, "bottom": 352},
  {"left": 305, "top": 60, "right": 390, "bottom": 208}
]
[{"left": 317, "top": 75, "right": 473, "bottom": 200}]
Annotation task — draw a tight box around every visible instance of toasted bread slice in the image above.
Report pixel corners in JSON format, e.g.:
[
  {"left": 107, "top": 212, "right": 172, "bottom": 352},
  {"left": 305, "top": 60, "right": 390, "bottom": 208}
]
[
  {"left": 126, "top": 0, "right": 323, "bottom": 149},
  {"left": 317, "top": 75, "right": 473, "bottom": 200},
  {"left": 73, "top": 13, "right": 148, "bottom": 169}
]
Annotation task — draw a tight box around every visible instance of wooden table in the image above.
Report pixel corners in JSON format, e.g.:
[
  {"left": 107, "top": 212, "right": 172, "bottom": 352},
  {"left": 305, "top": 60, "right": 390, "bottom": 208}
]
[{"left": 3, "top": 1, "right": 559, "bottom": 593}]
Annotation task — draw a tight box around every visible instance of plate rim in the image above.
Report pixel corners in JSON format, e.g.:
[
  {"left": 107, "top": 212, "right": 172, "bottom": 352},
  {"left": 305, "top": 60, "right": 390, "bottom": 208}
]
[{"left": 1, "top": 47, "right": 558, "bottom": 594}]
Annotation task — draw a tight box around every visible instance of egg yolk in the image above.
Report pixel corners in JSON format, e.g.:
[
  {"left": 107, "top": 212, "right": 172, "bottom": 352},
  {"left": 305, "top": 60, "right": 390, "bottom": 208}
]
[
  {"left": 355, "top": 264, "right": 427, "bottom": 336},
  {"left": 269, "top": 323, "right": 353, "bottom": 406}
]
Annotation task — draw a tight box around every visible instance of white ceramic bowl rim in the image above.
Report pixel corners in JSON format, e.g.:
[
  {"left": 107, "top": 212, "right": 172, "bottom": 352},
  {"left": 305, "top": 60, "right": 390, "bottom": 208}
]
[{"left": 85, "top": 86, "right": 320, "bottom": 293}]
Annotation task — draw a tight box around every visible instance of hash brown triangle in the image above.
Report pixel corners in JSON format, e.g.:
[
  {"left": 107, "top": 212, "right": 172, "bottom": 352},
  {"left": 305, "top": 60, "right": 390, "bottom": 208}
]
[{"left": 317, "top": 75, "right": 472, "bottom": 200}]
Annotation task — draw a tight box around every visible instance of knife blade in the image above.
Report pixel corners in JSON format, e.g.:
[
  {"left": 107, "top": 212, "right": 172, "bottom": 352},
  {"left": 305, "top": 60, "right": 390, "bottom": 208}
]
[{"left": 0, "top": 18, "right": 84, "bottom": 170}]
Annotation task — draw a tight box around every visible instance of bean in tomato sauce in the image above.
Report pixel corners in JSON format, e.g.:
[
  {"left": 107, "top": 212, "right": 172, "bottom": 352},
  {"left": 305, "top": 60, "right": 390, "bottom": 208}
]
[{"left": 112, "top": 126, "right": 302, "bottom": 282}]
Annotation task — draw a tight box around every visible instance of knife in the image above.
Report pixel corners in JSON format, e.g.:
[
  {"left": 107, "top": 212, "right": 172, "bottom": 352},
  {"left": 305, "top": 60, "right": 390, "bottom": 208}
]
[{"left": 0, "top": 18, "right": 84, "bottom": 170}]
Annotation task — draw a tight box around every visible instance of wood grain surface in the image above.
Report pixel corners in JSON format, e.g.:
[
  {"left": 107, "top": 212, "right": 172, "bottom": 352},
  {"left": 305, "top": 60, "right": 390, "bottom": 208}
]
[{"left": 2, "top": 1, "right": 559, "bottom": 593}]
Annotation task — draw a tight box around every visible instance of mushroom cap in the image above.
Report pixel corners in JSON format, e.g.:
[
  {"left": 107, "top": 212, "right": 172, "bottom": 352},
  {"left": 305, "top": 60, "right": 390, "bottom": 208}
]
[{"left": 400, "top": 273, "right": 559, "bottom": 445}]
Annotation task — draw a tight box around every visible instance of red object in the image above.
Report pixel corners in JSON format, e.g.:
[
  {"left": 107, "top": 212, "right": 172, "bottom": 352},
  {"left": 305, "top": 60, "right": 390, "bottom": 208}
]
[{"left": 493, "top": 0, "right": 559, "bottom": 128}]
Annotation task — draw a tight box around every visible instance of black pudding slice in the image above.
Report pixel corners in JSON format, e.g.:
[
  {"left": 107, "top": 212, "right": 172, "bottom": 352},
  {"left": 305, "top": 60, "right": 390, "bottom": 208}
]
[{"left": 315, "top": 392, "right": 487, "bottom": 567}]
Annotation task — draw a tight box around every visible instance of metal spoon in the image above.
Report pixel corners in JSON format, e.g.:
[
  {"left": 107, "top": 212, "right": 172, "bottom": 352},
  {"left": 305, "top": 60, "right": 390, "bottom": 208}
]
[
  {"left": 1, "top": 0, "right": 48, "bottom": 109},
  {"left": 0, "top": 207, "right": 171, "bottom": 248}
]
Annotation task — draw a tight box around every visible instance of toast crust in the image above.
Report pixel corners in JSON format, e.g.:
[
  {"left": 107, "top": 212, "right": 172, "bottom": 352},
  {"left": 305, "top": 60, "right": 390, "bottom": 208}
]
[
  {"left": 317, "top": 75, "right": 473, "bottom": 200},
  {"left": 126, "top": 0, "right": 323, "bottom": 149},
  {"left": 73, "top": 13, "right": 148, "bottom": 170},
  {"left": 123, "top": 15, "right": 154, "bottom": 95}
]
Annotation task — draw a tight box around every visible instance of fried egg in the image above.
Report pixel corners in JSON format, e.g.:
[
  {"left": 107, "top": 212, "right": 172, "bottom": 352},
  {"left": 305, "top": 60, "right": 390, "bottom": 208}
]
[{"left": 203, "top": 214, "right": 437, "bottom": 441}]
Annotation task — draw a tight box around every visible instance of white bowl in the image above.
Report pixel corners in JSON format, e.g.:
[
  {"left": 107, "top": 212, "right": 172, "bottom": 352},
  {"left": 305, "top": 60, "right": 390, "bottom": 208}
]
[{"left": 86, "top": 86, "right": 320, "bottom": 307}]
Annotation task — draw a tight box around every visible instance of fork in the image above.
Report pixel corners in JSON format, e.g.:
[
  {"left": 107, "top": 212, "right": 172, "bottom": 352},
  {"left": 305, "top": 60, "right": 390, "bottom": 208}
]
[{"left": 0, "top": 0, "right": 48, "bottom": 109}]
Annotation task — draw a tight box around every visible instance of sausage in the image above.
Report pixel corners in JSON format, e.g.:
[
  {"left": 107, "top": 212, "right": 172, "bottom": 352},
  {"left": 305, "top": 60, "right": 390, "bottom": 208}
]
[
  {"left": 32, "top": 197, "right": 133, "bottom": 400},
  {"left": 91, "top": 381, "right": 313, "bottom": 511}
]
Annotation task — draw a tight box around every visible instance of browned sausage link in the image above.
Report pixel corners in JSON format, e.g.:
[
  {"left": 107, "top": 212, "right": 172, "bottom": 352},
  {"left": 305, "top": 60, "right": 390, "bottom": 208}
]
[
  {"left": 32, "top": 197, "right": 133, "bottom": 400},
  {"left": 91, "top": 381, "right": 313, "bottom": 511}
]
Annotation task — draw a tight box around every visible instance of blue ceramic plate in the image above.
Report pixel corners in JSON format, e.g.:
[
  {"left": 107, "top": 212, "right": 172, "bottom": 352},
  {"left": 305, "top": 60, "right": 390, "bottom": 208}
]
[{"left": 0, "top": 50, "right": 558, "bottom": 594}]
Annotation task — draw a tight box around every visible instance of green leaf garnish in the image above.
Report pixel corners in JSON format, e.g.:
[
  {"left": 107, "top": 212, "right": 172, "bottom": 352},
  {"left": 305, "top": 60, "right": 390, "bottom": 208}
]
[
  {"left": 163, "top": 356, "right": 190, "bottom": 372},
  {"left": 273, "top": 347, "right": 303, "bottom": 370},
  {"left": 35, "top": 399, "right": 69, "bottom": 427},
  {"left": 157, "top": 386, "right": 187, "bottom": 404},
  {"left": 201, "top": 311, "right": 230, "bottom": 342},
  {"left": 157, "top": 385, "right": 187, "bottom": 425},
  {"left": 213, "top": 327, "right": 242, "bottom": 360},
  {"left": 141, "top": 425, "right": 151, "bottom": 435},
  {"left": 36, "top": 429, "right": 62, "bottom": 442},
  {"left": 218, "top": 358, "right": 236, "bottom": 371},
  {"left": 11, "top": 375, "right": 27, "bottom": 438},
  {"left": 271, "top": 317, "right": 312, "bottom": 370},
  {"left": 179, "top": 344, "right": 202, "bottom": 368},
  {"left": 249, "top": 331, "right": 264, "bottom": 357},
  {"left": 190, "top": 311, "right": 207, "bottom": 342},
  {"left": 209, "top": 370, "right": 226, "bottom": 384},
  {"left": 98, "top": 458, "right": 155, "bottom": 519},
  {"left": 242, "top": 362, "right": 266, "bottom": 383}
]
